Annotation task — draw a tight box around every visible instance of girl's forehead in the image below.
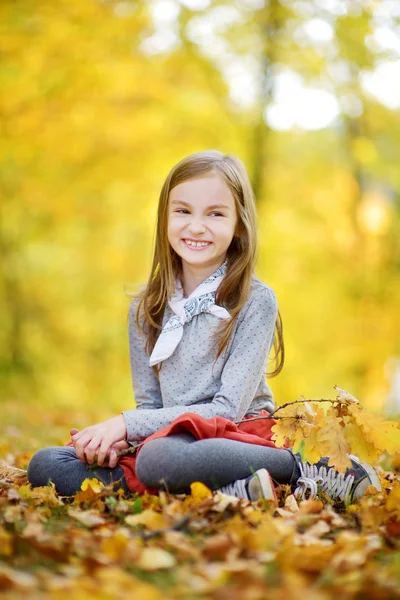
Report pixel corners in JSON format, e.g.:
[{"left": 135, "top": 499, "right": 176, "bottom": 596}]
[{"left": 169, "top": 174, "right": 235, "bottom": 204}]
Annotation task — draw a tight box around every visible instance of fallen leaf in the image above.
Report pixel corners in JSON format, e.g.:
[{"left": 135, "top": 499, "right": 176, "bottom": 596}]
[
  {"left": 298, "top": 499, "right": 324, "bottom": 515},
  {"left": 0, "top": 564, "right": 37, "bottom": 590},
  {"left": 385, "top": 481, "right": 400, "bottom": 518},
  {"left": 0, "top": 465, "right": 28, "bottom": 486},
  {"left": 101, "top": 530, "right": 129, "bottom": 561},
  {"left": 68, "top": 508, "right": 106, "bottom": 528},
  {"left": 137, "top": 547, "right": 176, "bottom": 570},
  {"left": 21, "top": 521, "right": 45, "bottom": 538},
  {"left": 190, "top": 481, "right": 213, "bottom": 501},
  {"left": 125, "top": 508, "right": 167, "bottom": 530},
  {"left": 284, "top": 494, "right": 299, "bottom": 513},
  {"left": 202, "top": 533, "right": 234, "bottom": 560},
  {"left": 31, "top": 483, "right": 63, "bottom": 507},
  {"left": 81, "top": 477, "right": 104, "bottom": 493},
  {"left": 0, "top": 526, "right": 13, "bottom": 557}
]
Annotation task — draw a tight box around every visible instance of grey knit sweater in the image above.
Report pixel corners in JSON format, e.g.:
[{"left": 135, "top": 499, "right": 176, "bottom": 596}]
[{"left": 122, "top": 277, "right": 278, "bottom": 442}]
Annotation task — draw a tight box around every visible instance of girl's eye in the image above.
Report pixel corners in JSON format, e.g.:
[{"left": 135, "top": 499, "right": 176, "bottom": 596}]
[{"left": 173, "top": 209, "right": 224, "bottom": 217}]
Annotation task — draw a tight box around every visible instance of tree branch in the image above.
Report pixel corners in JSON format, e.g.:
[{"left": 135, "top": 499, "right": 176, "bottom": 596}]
[{"left": 235, "top": 398, "right": 342, "bottom": 424}]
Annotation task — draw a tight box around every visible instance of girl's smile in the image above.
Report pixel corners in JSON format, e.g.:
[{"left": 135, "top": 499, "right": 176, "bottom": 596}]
[{"left": 182, "top": 238, "right": 212, "bottom": 250}]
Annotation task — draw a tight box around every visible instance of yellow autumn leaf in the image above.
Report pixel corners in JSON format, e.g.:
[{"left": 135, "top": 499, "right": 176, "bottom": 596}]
[
  {"left": 137, "top": 548, "right": 176, "bottom": 570},
  {"left": 347, "top": 405, "right": 400, "bottom": 455},
  {"left": 294, "top": 405, "right": 331, "bottom": 464},
  {"left": 101, "top": 531, "right": 129, "bottom": 561},
  {"left": 385, "top": 482, "right": 400, "bottom": 519},
  {"left": 31, "top": 484, "right": 63, "bottom": 507},
  {"left": 190, "top": 481, "right": 213, "bottom": 501},
  {"left": 299, "top": 425, "right": 324, "bottom": 465},
  {"left": 16, "top": 485, "right": 33, "bottom": 500},
  {"left": 317, "top": 409, "right": 352, "bottom": 473},
  {"left": 125, "top": 509, "right": 167, "bottom": 531},
  {"left": 75, "top": 477, "right": 105, "bottom": 504},
  {"left": 0, "top": 526, "right": 13, "bottom": 557},
  {"left": 344, "top": 421, "right": 381, "bottom": 464},
  {"left": 81, "top": 477, "right": 104, "bottom": 493},
  {"left": 96, "top": 565, "right": 163, "bottom": 597},
  {"left": 271, "top": 416, "right": 299, "bottom": 448}
]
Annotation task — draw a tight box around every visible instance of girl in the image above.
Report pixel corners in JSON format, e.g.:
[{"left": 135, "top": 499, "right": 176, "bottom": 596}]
[{"left": 28, "top": 150, "right": 381, "bottom": 503}]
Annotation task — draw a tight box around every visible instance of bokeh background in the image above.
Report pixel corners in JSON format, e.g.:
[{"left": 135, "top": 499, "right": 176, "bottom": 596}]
[{"left": 1, "top": 0, "right": 400, "bottom": 454}]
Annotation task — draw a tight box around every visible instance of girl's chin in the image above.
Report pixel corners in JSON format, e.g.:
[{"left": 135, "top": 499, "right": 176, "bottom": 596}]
[{"left": 181, "top": 256, "right": 226, "bottom": 271}]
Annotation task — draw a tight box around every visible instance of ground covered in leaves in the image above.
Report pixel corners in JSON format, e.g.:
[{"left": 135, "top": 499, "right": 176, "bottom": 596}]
[{"left": 1, "top": 451, "right": 400, "bottom": 600}]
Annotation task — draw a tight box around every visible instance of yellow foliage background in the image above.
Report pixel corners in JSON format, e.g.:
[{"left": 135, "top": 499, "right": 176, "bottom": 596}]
[{"left": 1, "top": 0, "right": 399, "bottom": 449}]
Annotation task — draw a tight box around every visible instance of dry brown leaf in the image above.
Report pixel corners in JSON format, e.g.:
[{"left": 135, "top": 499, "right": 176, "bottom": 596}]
[
  {"left": 0, "top": 464, "right": 28, "bottom": 486},
  {"left": 0, "top": 564, "right": 37, "bottom": 590},
  {"left": 298, "top": 499, "right": 324, "bottom": 515},
  {"left": 202, "top": 533, "right": 235, "bottom": 560},
  {"left": 68, "top": 508, "right": 106, "bottom": 528},
  {"left": 284, "top": 494, "right": 299, "bottom": 513}
]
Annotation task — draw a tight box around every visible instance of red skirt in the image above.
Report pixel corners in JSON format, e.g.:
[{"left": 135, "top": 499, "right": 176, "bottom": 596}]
[{"left": 119, "top": 410, "right": 282, "bottom": 495}]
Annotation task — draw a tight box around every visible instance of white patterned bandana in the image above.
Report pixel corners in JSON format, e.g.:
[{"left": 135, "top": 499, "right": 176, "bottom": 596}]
[{"left": 149, "top": 261, "right": 231, "bottom": 367}]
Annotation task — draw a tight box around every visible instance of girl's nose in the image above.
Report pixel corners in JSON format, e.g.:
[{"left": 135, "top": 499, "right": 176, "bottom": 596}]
[{"left": 188, "top": 219, "right": 206, "bottom": 234}]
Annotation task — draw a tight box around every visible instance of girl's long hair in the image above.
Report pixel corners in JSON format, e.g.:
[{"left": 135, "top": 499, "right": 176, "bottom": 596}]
[{"left": 132, "top": 150, "right": 284, "bottom": 378}]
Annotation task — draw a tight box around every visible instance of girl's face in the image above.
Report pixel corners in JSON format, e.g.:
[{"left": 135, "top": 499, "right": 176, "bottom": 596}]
[{"left": 167, "top": 173, "right": 238, "bottom": 276}]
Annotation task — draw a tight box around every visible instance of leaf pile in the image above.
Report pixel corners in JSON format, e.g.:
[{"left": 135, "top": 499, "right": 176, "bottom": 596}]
[
  {"left": 1, "top": 388, "right": 400, "bottom": 600},
  {"left": 1, "top": 466, "right": 400, "bottom": 599}
]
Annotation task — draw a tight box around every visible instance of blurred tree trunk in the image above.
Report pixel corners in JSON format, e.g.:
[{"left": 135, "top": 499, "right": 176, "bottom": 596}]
[{"left": 250, "top": 0, "right": 283, "bottom": 204}]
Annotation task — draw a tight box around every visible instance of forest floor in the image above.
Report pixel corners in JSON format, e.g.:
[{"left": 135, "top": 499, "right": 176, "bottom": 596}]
[{"left": 0, "top": 404, "right": 400, "bottom": 600}]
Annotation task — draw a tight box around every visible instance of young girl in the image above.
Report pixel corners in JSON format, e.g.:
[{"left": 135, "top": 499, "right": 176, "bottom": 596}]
[{"left": 28, "top": 150, "right": 381, "bottom": 503}]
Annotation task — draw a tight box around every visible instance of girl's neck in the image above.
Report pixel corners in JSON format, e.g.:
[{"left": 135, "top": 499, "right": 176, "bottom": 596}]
[{"left": 181, "top": 263, "right": 221, "bottom": 297}]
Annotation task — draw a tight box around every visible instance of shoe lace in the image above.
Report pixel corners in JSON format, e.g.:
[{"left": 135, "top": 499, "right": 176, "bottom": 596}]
[
  {"left": 219, "top": 478, "right": 248, "bottom": 500},
  {"left": 294, "top": 462, "right": 355, "bottom": 502}
]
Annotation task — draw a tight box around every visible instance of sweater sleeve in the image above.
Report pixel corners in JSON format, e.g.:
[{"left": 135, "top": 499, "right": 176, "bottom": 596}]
[
  {"left": 125, "top": 299, "right": 163, "bottom": 411},
  {"left": 122, "top": 288, "right": 278, "bottom": 442}
]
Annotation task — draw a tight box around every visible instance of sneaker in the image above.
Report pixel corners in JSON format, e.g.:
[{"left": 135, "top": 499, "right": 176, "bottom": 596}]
[
  {"left": 217, "top": 468, "right": 277, "bottom": 502},
  {"left": 291, "top": 453, "right": 382, "bottom": 502}
]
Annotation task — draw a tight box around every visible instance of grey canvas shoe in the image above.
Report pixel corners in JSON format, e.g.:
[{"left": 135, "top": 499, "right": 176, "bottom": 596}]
[{"left": 291, "top": 453, "right": 382, "bottom": 502}]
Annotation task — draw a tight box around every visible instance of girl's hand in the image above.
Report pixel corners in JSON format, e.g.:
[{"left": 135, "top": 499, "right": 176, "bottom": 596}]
[
  {"left": 69, "top": 415, "right": 127, "bottom": 467},
  {"left": 69, "top": 431, "right": 130, "bottom": 468}
]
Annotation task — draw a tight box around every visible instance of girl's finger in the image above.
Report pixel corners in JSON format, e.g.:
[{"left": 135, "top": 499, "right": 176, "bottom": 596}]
[
  {"left": 70, "top": 428, "right": 79, "bottom": 437},
  {"left": 108, "top": 448, "right": 118, "bottom": 469},
  {"left": 74, "top": 434, "right": 95, "bottom": 462},
  {"left": 84, "top": 438, "right": 103, "bottom": 465},
  {"left": 71, "top": 429, "right": 86, "bottom": 443},
  {"left": 96, "top": 440, "right": 113, "bottom": 467}
]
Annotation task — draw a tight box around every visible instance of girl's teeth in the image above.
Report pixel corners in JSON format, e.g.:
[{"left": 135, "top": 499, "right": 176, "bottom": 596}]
[{"left": 186, "top": 240, "right": 209, "bottom": 247}]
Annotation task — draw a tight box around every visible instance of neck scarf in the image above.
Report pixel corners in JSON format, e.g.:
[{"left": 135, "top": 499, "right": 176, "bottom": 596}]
[{"left": 149, "top": 261, "right": 231, "bottom": 367}]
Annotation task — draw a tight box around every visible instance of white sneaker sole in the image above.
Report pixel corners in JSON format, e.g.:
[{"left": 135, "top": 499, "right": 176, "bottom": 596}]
[{"left": 248, "top": 468, "right": 277, "bottom": 501}]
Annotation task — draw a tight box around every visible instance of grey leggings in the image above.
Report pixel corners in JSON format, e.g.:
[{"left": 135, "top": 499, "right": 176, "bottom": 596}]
[{"left": 27, "top": 433, "right": 298, "bottom": 496}]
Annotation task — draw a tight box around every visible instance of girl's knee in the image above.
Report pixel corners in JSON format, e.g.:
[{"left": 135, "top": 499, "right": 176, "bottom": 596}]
[
  {"left": 136, "top": 439, "right": 169, "bottom": 487},
  {"left": 136, "top": 434, "right": 195, "bottom": 489},
  {"left": 27, "top": 447, "right": 74, "bottom": 488}
]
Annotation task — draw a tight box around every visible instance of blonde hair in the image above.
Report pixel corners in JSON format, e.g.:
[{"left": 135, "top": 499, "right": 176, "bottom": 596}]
[{"left": 131, "top": 150, "right": 284, "bottom": 377}]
